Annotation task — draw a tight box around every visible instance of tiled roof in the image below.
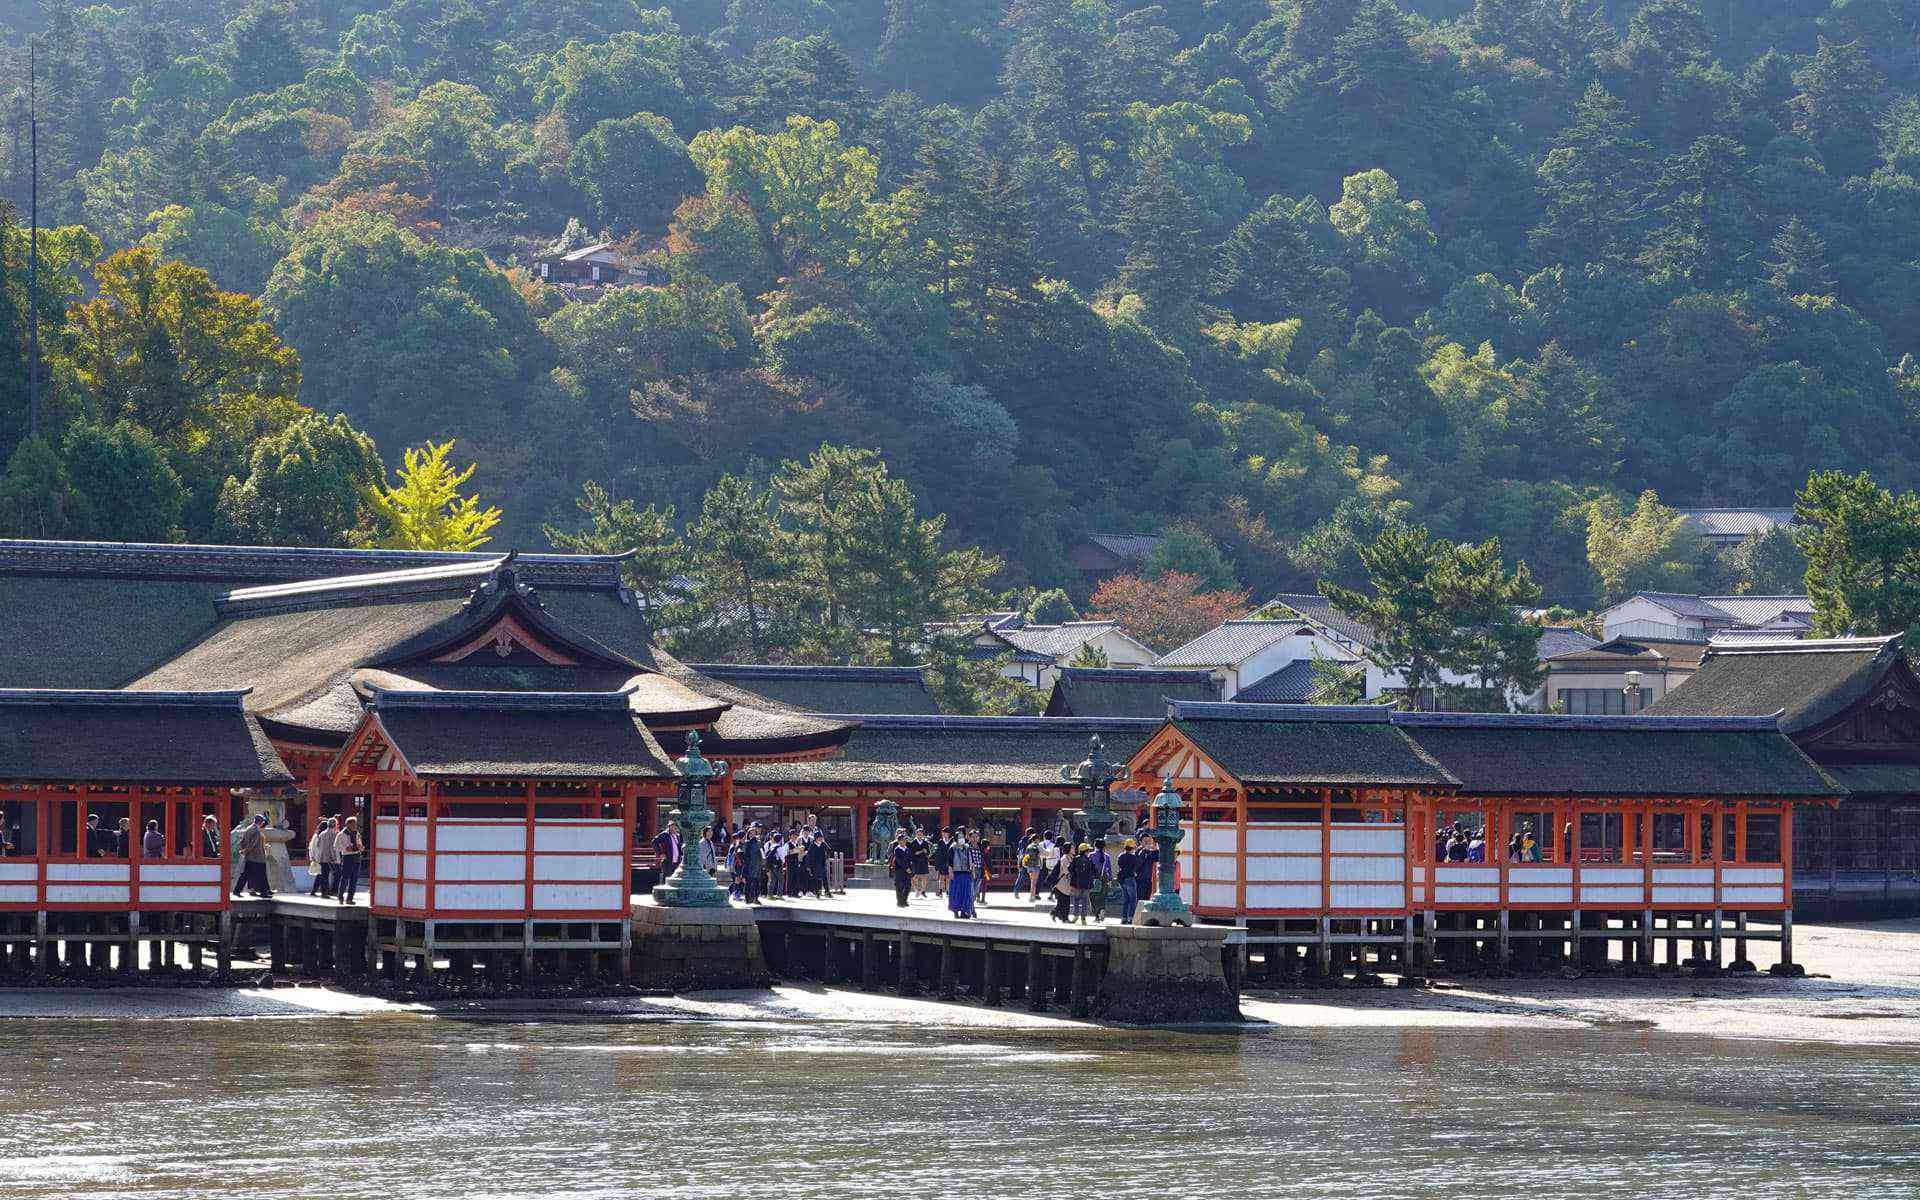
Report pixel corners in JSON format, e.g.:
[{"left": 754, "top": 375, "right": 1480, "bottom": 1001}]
[
  {"left": 1675, "top": 508, "right": 1796, "bottom": 539},
  {"left": 1085, "top": 534, "right": 1162, "bottom": 562},
  {"left": 1166, "top": 703, "right": 1456, "bottom": 787},
  {"left": 1044, "top": 668, "right": 1218, "bottom": 717},
  {"left": 1633, "top": 591, "right": 1742, "bottom": 621},
  {"left": 1153, "top": 620, "right": 1306, "bottom": 668},
  {"left": 1535, "top": 626, "right": 1601, "bottom": 659},
  {"left": 735, "top": 716, "right": 1159, "bottom": 786},
  {"left": 1699, "top": 595, "right": 1813, "bottom": 627},
  {"left": 1397, "top": 711, "right": 1839, "bottom": 798},
  {"left": 995, "top": 621, "right": 1125, "bottom": 660},
  {"left": 1265, "top": 594, "right": 1379, "bottom": 649},
  {"left": 1232, "top": 659, "right": 1317, "bottom": 703},
  {"left": 367, "top": 689, "right": 674, "bottom": 779}
]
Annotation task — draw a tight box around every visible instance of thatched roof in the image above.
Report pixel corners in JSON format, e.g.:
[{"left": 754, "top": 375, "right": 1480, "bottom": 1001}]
[
  {"left": 1648, "top": 636, "right": 1903, "bottom": 736},
  {"left": 689, "top": 663, "right": 940, "bottom": 715},
  {"left": 364, "top": 689, "right": 674, "bottom": 780},
  {"left": 1045, "top": 668, "right": 1218, "bottom": 717},
  {"left": 735, "top": 716, "right": 1158, "bottom": 786},
  {"left": 0, "top": 689, "right": 291, "bottom": 785},
  {"left": 1397, "top": 712, "right": 1840, "bottom": 798},
  {"left": 1164, "top": 702, "right": 1456, "bottom": 788}
]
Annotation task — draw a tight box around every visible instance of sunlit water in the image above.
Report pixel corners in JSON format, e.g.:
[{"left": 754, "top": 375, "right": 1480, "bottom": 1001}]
[{"left": 1, "top": 1012, "right": 1917, "bottom": 1199}]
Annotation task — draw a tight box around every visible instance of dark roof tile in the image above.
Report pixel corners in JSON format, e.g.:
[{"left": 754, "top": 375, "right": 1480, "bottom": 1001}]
[
  {"left": 0, "top": 690, "right": 292, "bottom": 785},
  {"left": 1045, "top": 668, "right": 1218, "bottom": 717}
]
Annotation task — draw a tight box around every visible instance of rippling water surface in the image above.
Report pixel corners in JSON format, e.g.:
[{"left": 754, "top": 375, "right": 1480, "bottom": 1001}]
[{"left": 1, "top": 1014, "right": 1917, "bottom": 1199}]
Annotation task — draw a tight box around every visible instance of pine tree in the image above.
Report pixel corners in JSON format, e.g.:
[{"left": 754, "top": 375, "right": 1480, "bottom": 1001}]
[
  {"left": 1764, "top": 217, "right": 1836, "bottom": 296},
  {"left": 686, "top": 472, "right": 794, "bottom": 661},
  {"left": 544, "top": 482, "right": 691, "bottom": 634},
  {"left": 1530, "top": 84, "right": 1653, "bottom": 268},
  {"left": 1114, "top": 149, "right": 1210, "bottom": 328},
  {"left": 1790, "top": 37, "right": 1884, "bottom": 180}
]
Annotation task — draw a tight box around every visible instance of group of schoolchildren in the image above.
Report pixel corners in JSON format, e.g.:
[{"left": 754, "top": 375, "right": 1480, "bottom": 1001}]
[
  {"left": 1434, "top": 821, "right": 1547, "bottom": 863},
  {"left": 885, "top": 825, "right": 1165, "bottom": 925}
]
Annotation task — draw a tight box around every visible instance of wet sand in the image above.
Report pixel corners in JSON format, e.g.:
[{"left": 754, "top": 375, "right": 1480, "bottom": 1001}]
[{"left": 1, "top": 918, "right": 1913, "bottom": 1046}]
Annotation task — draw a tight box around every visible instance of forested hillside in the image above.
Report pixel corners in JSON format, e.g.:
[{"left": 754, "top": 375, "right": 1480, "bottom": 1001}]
[{"left": 3, "top": 0, "right": 1919, "bottom": 611}]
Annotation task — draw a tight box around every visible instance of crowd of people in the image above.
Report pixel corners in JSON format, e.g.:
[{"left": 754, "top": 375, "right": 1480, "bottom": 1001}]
[
  {"left": 885, "top": 826, "right": 1165, "bottom": 925},
  {"left": 1434, "top": 820, "right": 1560, "bottom": 863},
  {"left": 651, "top": 820, "right": 838, "bottom": 905}
]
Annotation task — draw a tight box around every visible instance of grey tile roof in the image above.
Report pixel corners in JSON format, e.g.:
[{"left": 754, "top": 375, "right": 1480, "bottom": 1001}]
[
  {"left": 689, "top": 664, "right": 940, "bottom": 715},
  {"left": 1699, "top": 595, "right": 1813, "bottom": 627},
  {"left": 1045, "top": 668, "right": 1218, "bottom": 717},
  {"left": 1675, "top": 508, "right": 1796, "bottom": 539},
  {"left": 1085, "top": 534, "right": 1162, "bottom": 562},
  {"left": 1536, "top": 626, "right": 1602, "bottom": 659},
  {"left": 1232, "top": 659, "right": 1316, "bottom": 702},
  {"left": 0, "top": 689, "right": 292, "bottom": 785},
  {"left": 1154, "top": 620, "right": 1306, "bottom": 668},
  {"left": 1633, "top": 592, "right": 1743, "bottom": 621},
  {"left": 1265, "top": 594, "right": 1380, "bottom": 649},
  {"left": 368, "top": 689, "right": 674, "bottom": 779},
  {"left": 994, "top": 621, "right": 1124, "bottom": 660}
]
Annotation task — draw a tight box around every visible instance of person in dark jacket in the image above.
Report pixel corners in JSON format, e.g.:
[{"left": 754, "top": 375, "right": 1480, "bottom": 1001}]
[
  {"left": 741, "top": 823, "right": 766, "bottom": 904},
  {"left": 652, "top": 825, "right": 682, "bottom": 879},
  {"left": 1116, "top": 840, "right": 1141, "bottom": 923},
  {"left": 889, "top": 830, "right": 914, "bottom": 907},
  {"left": 909, "top": 834, "right": 932, "bottom": 899},
  {"left": 805, "top": 833, "right": 829, "bottom": 898},
  {"left": 1134, "top": 842, "right": 1159, "bottom": 900}
]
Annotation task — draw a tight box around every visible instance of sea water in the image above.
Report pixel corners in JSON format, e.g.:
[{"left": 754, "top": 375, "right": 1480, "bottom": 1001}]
[{"left": 0, "top": 1012, "right": 1916, "bottom": 1198}]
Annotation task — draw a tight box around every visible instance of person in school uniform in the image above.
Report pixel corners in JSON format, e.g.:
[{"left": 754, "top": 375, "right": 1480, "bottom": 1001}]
[{"left": 889, "top": 830, "right": 915, "bottom": 908}]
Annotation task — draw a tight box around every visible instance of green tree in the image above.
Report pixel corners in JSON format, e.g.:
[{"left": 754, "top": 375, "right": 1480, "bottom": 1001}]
[
  {"left": 1722, "top": 525, "right": 1808, "bottom": 596},
  {"left": 1584, "top": 490, "right": 1715, "bottom": 604},
  {"left": 1791, "top": 37, "right": 1884, "bottom": 180},
  {"left": 1763, "top": 217, "right": 1837, "bottom": 296},
  {"left": 568, "top": 114, "right": 702, "bottom": 234},
  {"left": 685, "top": 472, "right": 795, "bottom": 661},
  {"left": 0, "top": 437, "right": 80, "bottom": 539},
  {"left": 1145, "top": 523, "right": 1239, "bottom": 591},
  {"left": 1796, "top": 469, "right": 1920, "bottom": 637},
  {"left": 213, "top": 412, "right": 384, "bottom": 548},
  {"left": 1323, "top": 525, "right": 1543, "bottom": 708},
  {"left": 360, "top": 440, "right": 503, "bottom": 551},
  {"left": 545, "top": 481, "right": 691, "bottom": 633},
  {"left": 61, "top": 420, "right": 186, "bottom": 542},
  {"left": 686, "top": 116, "right": 880, "bottom": 274},
  {"left": 1530, "top": 85, "right": 1652, "bottom": 268}
]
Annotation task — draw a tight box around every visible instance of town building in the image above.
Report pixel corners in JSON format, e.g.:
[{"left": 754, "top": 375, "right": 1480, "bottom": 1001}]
[
  {"left": 532, "top": 241, "right": 663, "bottom": 290},
  {"left": 1064, "top": 534, "right": 1162, "bottom": 590},
  {"left": 946, "top": 614, "right": 1156, "bottom": 690},
  {"left": 1673, "top": 507, "right": 1796, "bottom": 549},
  {"left": 1542, "top": 592, "right": 1816, "bottom": 713}
]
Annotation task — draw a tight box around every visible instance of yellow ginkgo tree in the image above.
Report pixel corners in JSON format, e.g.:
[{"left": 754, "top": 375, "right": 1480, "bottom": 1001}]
[{"left": 358, "top": 440, "right": 502, "bottom": 552}]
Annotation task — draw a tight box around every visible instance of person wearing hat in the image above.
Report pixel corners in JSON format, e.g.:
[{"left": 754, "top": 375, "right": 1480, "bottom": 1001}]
[
  {"left": 1116, "top": 839, "right": 1141, "bottom": 923},
  {"left": 889, "top": 829, "right": 914, "bottom": 908}
]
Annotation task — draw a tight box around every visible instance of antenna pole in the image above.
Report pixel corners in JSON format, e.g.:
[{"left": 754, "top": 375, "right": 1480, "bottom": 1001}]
[{"left": 26, "top": 38, "right": 40, "bottom": 440}]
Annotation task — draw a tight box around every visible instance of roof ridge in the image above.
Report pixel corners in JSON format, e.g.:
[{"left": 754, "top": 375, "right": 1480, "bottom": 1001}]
[
  {"left": 1707, "top": 635, "right": 1898, "bottom": 655},
  {"left": 691, "top": 663, "right": 928, "bottom": 679},
  {"left": 1169, "top": 700, "right": 1393, "bottom": 723},
  {"left": 0, "top": 687, "right": 252, "bottom": 708},
  {"left": 368, "top": 686, "right": 637, "bottom": 712},
  {"left": 813, "top": 714, "right": 1161, "bottom": 730},
  {"left": 0, "top": 538, "right": 632, "bottom": 590},
  {"left": 220, "top": 557, "right": 510, "bottom": 615},
  {"left": 1393, "top": 711, "right": 1784, "bottom": 732}
]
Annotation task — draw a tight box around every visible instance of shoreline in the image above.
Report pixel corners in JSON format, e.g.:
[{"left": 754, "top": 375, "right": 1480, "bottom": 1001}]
[{"left": 0, "top": 917, "right": 1912, "bottom": 1048}]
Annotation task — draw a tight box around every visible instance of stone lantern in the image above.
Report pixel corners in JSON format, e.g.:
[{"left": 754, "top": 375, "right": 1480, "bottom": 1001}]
[
  {"left": 1133, "top": 775, "right": 1193, "bottom": 927},
  {"left": 652, "top": 731, "right": 730, "bottom": 908},
  {"left": 1060, "top": 734, "right": 1126, "bottom": 847}
]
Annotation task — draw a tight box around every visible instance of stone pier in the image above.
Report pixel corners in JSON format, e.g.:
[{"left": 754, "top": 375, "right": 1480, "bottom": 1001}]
[
  {"left": 1093, "top": 925, "right": 1240, "bottom": 1024},
  {"left": 629, "top": 898, "right": 769, "bottom": 990}
]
